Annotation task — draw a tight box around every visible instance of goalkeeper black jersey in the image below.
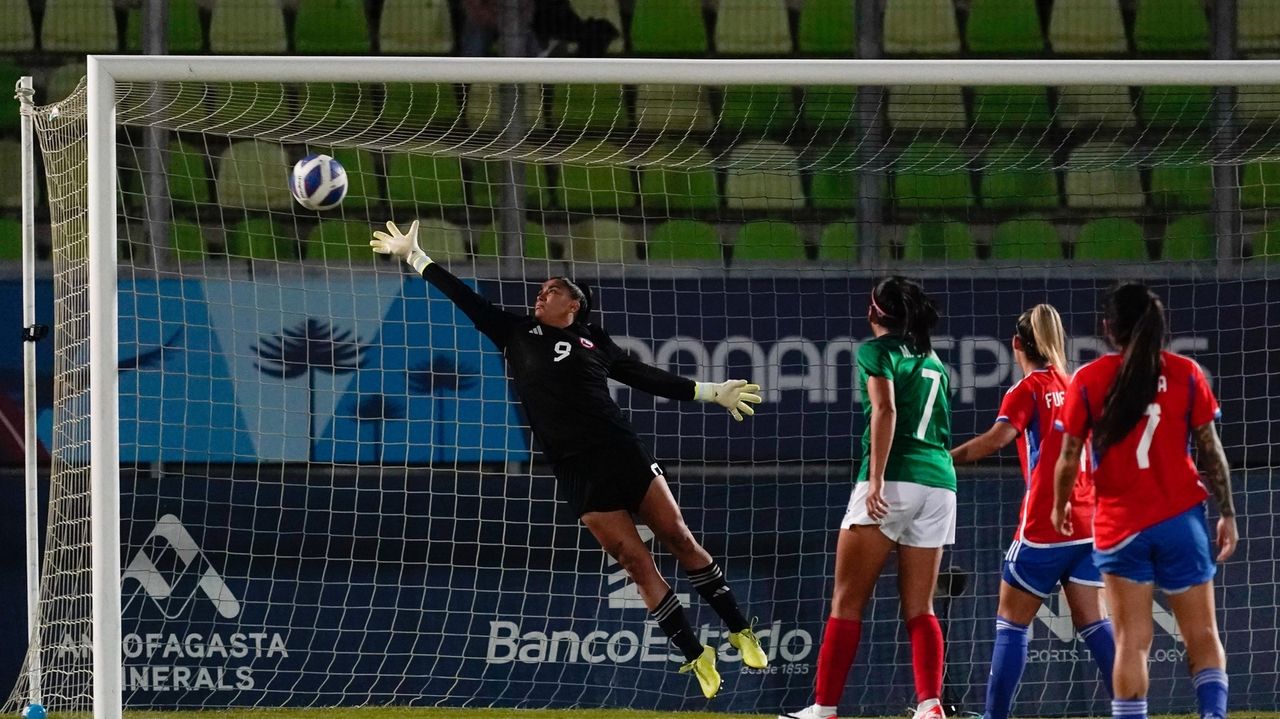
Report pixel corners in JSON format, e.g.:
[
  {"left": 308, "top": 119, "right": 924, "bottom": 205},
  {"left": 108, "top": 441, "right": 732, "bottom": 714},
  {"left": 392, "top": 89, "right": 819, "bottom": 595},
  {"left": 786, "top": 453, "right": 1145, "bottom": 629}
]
[{"left": 421, "top": 263, "right": 695, "bottom": 463}]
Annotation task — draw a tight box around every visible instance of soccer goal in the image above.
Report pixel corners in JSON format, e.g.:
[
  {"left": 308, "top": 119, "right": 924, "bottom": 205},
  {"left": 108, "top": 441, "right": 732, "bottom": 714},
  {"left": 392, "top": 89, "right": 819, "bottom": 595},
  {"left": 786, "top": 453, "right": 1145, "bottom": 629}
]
[{"left": 10, "top": 56, "right": 1280, "bottom": 719}]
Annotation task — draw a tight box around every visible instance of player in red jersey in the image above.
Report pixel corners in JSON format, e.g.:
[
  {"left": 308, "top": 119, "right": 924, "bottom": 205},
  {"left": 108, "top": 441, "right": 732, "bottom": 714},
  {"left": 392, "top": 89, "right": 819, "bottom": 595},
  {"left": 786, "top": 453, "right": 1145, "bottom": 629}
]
[
  {"left": 951, "top": 304, "right": 1114, "bottom": 719},
  {"left": 1052, "top": 283, "right": 1236, "bottom": 719}
]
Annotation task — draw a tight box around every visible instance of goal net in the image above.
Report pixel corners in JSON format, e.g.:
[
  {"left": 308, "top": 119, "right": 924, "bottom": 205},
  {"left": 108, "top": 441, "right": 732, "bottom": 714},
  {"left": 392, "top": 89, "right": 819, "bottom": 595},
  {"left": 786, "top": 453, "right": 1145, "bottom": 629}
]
[{"left": 9, "top": 57, "right": 1280, "bottom": 717}]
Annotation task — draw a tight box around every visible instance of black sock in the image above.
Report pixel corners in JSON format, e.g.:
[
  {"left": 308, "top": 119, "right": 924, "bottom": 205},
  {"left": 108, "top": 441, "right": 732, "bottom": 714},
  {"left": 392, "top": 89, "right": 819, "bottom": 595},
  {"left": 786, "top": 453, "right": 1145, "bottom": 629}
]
[
  {"left": 689, "top": 562, "right": 748, "bottom": 633},
  {"left": 652, "top": 589, "right": 703, "bottom": 662}
]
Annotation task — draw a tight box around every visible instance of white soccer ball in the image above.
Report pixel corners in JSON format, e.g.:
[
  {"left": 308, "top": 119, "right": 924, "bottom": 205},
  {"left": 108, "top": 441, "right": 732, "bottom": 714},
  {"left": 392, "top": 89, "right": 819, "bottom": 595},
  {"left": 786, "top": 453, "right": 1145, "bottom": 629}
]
[{"left": 290, "top": 153, "right": 348, "bottom": 211}]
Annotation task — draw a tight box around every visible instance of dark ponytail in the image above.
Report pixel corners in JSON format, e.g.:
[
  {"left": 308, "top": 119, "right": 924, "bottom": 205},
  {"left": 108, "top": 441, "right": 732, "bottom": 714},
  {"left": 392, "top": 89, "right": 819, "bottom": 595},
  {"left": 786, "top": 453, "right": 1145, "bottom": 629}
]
[
  {"left": 1093, "top": 282, "right": 1166, "bottom": 456},
  {"left": 869, "top": 276, "right": 941, "bottom": 354},
  {"left": 557, "top": 277, "right": 593, "bottom": 326}
]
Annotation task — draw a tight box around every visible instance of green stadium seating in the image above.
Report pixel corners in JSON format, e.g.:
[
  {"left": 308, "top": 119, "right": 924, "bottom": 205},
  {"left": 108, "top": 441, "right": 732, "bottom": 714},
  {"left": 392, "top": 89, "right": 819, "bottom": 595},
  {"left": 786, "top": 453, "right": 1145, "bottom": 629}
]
[
  {"left": 802, "top": 86, "right": 857, "bottom": 131},
  {"left": 634, "top": 84, "right": 714, "bottom": 132},
  {"left": 1241, "top": 160, "right": 1280, "bottom": 209},
  {"left": 883, "top": 0, "right": 961, "bottom": 55},
  {"left": 305, "top": 221, "right": 371, "bottom": 262},
  {"left": 1138, "top": 86, "right": 1213, "bottom": 128},
  {"left": 715, "top": 0, "right": 792, "bottom": 55},
  {"left": 894, "top": 142, "right": 974, "bottom": 210},
  {"left": 1074, "top": 218, "right": 1147, "bottom": 260},
  {"left": 1134, "top": 0, "right": 1209, "bottom": 54},
  {"left": 1056, "top": 85, "right": 1137, "bottom": 128},
  {"left": 464, "top": 83, "right": 544, "bottom": 131},
  {"left": 1150, "top": 161, "right": 1213, "bottom": 210},
  {"left": 819, "top": 221, "right": 859, "bottom": 261},
  {"left": 720, "top": 85, "right": 798, "bottom": 134},
  {"left": 903, "top": 221, "right": 974, "bottom": 261},
  {"left": 382, "top": 83, "right": 461, "bottom": 130},
  {"left": 798, "top": 0, "right": 855, "bottom": 55},
  {"left": 568, "top": 0, "right": 625, "bottom": 54},
  {"left": 385, "top": 152, "right": 467, "bottom": 209},
  {"left": 294, "top": 0, "right": 369, "bottom": 53},
  {"left": 638, "top": 144, "right": 720, "bottom": 211},
  {"left": 568, "top": 218, "right": 638, "bottom": 262},
  {"left": 126, "top": 0, "right": 203, "bottom": 53},
  {"left": 295, "top": 83, "right": 376, "bottom": 132},
  {"left": 557, "top": 143, "right": 637, "bottom": 210},
  {"left": 215, "top": 141, "right": 293, "bottom": 210},
  {"left": 551, "top": 84, "right": 628, "bottom": 131},
  {"left": 646, "top": 219, "right": 722, "bottom": 262},
  {"left": 0, "top": 0, "right": 35, "bottom": 51},
  {"left": 169, "top": 221, "right": 207, "bottom": 264},
  {"left": 326, "top": 147, "right": 381, "bottom": 206},
  {"left": 467, "top": 160, "right": 552, "bottom": 209},
  {"left": 210, "top": 0, "right": 288, "bottom": 53},
  {"left": 808, "top": 145, "right": 858, "bottom": 211},
  {"left": 45, "top": 62, "right": 86, "bottom": 104},
  {"left": 380, "top": 0, "right": 454, "bottom": 53},
  {"left": 1252, "top": 220, "right": 1280, "bottom": 260},
  {"left": 980, "top": 145, "right": 1059, "bottom": 210},
  {"left": 888, "top": 85, "right": 966, "bottom": 129},
  {"left": 966, "top": 0, "right": 1043, "bottom": 54},
  {"left": 0, "top": 60, "right": 22, "bottom": 132},
  {"left": 1237, "top": 86, "right": 1280, "bottom": 123},
  {"left": 1239, "top": 0, "right": 1280, "bottom": 53},
  {"left": 475, "top": 221, "right": 553, "bottom": 259},
  {"left": 167, "top": 141, "right": 213, "bottom": 206},
  {"left": 208, "top": 82, "right": 292, "bottom": 131},
  {"left": 971, "top": 86, "right": 1052, "bottom": 130},
  {"left": 631, "top": 0, "right": 707, "bottom": 54},
  {"left": 224, "top": 217, "right": 296, "bottom": 261},
  {"left": 0, "top": 218, "right": 21, "bottom": 260},
  {"left": 41, "top": 0, "right": 118, "bottom": 52},
  {"left": 990, "top": 217, "right": 1064, "bottom": 260},
  {"left": 733, "top": 221, "right": 806, "bottom": 261},
  {"left": 1048, "top": 0, "right": 1128, "bottom": 54},
  {"left": 724, "top": 141, "right": 805, "bottom": 211},
  {"left": 0, "top": 141, "right": 38, "bottom": 208},
  {"left": 1064, "top": 142, "right": 1145, "bottom": 209},
  {"left": 1160, "top": 215, "right": 1215, "bottom": 261}
]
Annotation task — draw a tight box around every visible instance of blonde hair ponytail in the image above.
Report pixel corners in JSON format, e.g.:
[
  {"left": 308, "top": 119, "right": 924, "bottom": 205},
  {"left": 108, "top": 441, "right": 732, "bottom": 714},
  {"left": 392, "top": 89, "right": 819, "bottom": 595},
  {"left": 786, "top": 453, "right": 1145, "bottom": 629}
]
[{"left": 1028, "top": 304, "right": 1068, "bottom": 374}]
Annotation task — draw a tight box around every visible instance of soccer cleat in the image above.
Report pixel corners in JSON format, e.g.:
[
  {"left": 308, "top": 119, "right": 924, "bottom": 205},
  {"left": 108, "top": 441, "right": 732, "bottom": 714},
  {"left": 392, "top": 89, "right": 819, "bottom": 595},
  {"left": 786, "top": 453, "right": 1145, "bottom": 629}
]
[
  {"left": 679, "top": 644, "right": 722, "bottom": 699},
  {"left": 729, "top": 626, "right": 769, "bottom": 669},
  {"left": 777, "top": 705, "right": 839, "bottom": 719},
  {"left": 912, "top": 698, "right": 946, "bottom": 719}
]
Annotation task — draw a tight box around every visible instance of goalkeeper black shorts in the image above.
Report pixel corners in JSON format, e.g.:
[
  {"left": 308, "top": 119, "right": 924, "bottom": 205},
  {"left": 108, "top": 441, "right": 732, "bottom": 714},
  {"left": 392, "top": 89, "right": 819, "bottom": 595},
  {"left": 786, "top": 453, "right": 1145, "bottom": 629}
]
[{"left": 552, "top": 442, "right": 664, "bottom": 517}]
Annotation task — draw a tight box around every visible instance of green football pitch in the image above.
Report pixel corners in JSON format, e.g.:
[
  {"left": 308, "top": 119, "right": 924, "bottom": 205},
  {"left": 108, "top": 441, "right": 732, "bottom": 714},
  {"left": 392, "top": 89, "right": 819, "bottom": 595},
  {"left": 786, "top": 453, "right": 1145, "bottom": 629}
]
[{"left": 116, "top": 710, "right": 1280, "bottom": 719}]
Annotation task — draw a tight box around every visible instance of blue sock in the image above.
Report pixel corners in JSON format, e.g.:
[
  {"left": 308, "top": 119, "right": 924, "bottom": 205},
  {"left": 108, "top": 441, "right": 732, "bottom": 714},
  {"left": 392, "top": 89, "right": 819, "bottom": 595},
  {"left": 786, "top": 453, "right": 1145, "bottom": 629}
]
[
  {"left": 1112, "top": 698, "right": 1148, "bottom": 719},
  {"left": 1193, "top": 668, "right": 1228, "bottom": 719},
  {"left": 1080, "top": 618, "right": 1117, "bottom": 698},
  {"left": 984, "top": 617, "right": 1029, "bottom": 719}
]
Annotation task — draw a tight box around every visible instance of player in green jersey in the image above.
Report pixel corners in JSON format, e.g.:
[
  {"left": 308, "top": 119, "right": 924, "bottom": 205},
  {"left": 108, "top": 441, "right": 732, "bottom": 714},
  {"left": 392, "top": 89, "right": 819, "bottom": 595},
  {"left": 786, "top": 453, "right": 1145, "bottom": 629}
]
[{"left": 781, "top": 277, "right": 955, "bottom": 719}]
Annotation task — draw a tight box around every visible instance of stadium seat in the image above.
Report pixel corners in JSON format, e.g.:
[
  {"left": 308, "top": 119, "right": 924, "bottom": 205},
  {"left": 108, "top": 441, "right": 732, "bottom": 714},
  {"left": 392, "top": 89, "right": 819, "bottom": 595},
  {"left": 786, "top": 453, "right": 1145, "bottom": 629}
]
[
  {"left": 1150, "top": 161, "right": 1213, "bottom": 210},
  {"left": 1160, "top": 214, "right": 1215, "bottom": 261},
  {"left": 0, "top": 141, "right": 20, "bottom": 208},
  {"left": 1056, "top": 85, "right": 1137, "bottom": 129},
  {"left": 209, "top": 0, "right": 288, "bottom": 54},
  {"left": 634, "top": 84, "right": 714, "bottom": 133},
  {"left": 295, "top": 83, "right": 376, "bottom": 132},
  {"left": 990, "top": 217, "right": 1064, "bottom": 260},
  {"left": 883, "top": 0, "right": 961, "bottom": 55},
  {"left": 41, "top": 0, "right": 118, "bottom": 52},
  {"left": 45, "top": 62, "right": 86, "bottom": 105},
  {"left": 1064, "top": 142, "right": 1145, "bottom": 209},
  {"left": 819, "top": 221, "right": 858, "bottom": 261},
  {"left": 467, "top": 160, "right": 553, "bottom": 210},
  {"left": 126, "top": 0, "right": 203, "bottom": 53},
  {"left": 215, "top": 141, "right": 293, "bottom": 210},
  {"left": 464, "top": 83, "right": 544, "bottom": 131},
  {"left": 714, "top": 0, "right": 792, "bottom": 55},
  {"left": 382, "top": 83, "right": 460, "bottom": 131},
  {"left": 966, "top": 0, "right": 1043, "bottom": 54},
  {"left": 902, "top": 221, "right": 975, "bottom": 261},
  {"left": 1139, "top": 86, "right": 1213, "bottom": 128},
  {"left": 384, "top": 152, "right": 467, "bottom": 209},
  {"left": 802, "top": 86, "right": 858, "bottom": 131},
  {"left": 888, "top": 85, "right": 966, "bottom": 129},
  {"left": 0, "top": 0, "right": 35, "bottom": 51},
  {"left": 724, "top": 141, "right": 805, "bottom": 211},
  {"left": 380, "top": 0, "right": 454, "bottom": 53},
  {"left": 550, "top": 84, "right": 628, "bottom": 131},
  {"left": 631, "top": 0, "right": 707, "bottom": 54},
  {"left": 1048, "top": 0, "right": 1128, "bottom": 54},
  {"left": 798, "top": 0, "right": 855, "bottom": 55},
  {"left": 567, "top": 218, "right": 638, "bottom": 262},
  {"left": 894, "top": 142, "right": 974, "bottom": 210},
  {"left": 294, "top": 0, "right": 369, "bottom": 53},
  {"left": 1133, "top": 0, "right": 1209, "bottom": 54},
  {"left": 224, "top": 217, "right": 296, "bottom": 261},
  {"left": 1251, "top": 220, "right": 1280, "bottom": 259},
  {"left": 0, "top": 60, "right": 22, "bottom": 133},
  {"left": 208, "top": 82, "right": 292, "bottom": 131},
  {"left": 1237, "top": 86, "right": 1280, "bottom": 123},
  {"left": 980, "top": 144, "right": 1059, "bottom": 210},
  {"left": 1241, "top": 160, "right": 1280, "bottom": 209},
  {"left": 646, "top": 219, "right": 722, "bottom": 262},
  {"left": 733, "top": 221, "right": 806, "bottom": 261},
  {"left": 0, "top": 218, "right": 20, "bottom": 260},
  {"left": 307, "top": 221, "right": 370, "bottom": 262},
  {"left": 719, "top": 85, "right": 799, "bottom": 134},
  {"left": 808, "top": 145, "right": 858, "bottom": 211},
  {"left": 169, "top": 221, "right": 207, "bottom": 264},
  {"left": 971, "top": 86, "right": 1052, "bottom": 131},
  {"left": 1238, "top": 0, "right": 1280, "bottom": 53},
  {"left": 556, "top": 143, "right": 637, "bottom": 211},
  {"left": 326, "top": 147, "right": 381, "bottom": 206},
  {"left": 1074, "top": 218, "right": 1147, "bottom": 261},
  {"left": 637, "top": 144, "right": 720, "bottom": 212},
  {"left": 474, "top": 221, "right": 553, "bottom": 259},
  {"left": 568, "top": 0, "right": 625, "bottom": 54},
  {"left": 167, "top": 141, "right": 213, "bottom": 206}
]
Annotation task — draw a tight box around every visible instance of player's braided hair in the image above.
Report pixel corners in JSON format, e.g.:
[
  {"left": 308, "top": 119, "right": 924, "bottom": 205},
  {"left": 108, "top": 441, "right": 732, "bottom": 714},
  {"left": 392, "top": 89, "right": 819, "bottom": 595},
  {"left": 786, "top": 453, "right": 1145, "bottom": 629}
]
[
  {"left": 869, "top": 276, "right": 940, "bottom": 354},
  {"left": 1094, "top": 282, "right": 1166, "bottom": 456}
]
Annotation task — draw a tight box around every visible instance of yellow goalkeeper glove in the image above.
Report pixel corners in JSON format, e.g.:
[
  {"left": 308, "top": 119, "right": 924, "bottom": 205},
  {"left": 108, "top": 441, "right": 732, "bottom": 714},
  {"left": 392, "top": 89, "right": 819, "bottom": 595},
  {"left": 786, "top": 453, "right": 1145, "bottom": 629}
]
[
  {"left": 694, "top": 380, "right": 763, "bottom": 422},
  {"left": 370, "top": 220, "right": 432, "bottom": 273}
]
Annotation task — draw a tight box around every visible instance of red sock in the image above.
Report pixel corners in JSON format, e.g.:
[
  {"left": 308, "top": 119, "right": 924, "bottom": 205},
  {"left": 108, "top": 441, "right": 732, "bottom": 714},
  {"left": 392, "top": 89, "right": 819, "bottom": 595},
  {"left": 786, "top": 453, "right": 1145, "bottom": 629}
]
[
  {"left": 907, "top": 614, "right": 944, "bottom": 704},
  {"left": 815, "top": 616, "right": 861, "bottom": 706}
]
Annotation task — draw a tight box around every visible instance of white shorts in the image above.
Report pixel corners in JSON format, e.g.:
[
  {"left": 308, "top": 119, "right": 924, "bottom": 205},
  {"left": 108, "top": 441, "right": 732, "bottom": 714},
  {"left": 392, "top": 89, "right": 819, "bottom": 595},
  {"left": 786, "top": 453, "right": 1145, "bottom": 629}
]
[{"left": 842, "top": 481, "right": 957, "bottom": 548}]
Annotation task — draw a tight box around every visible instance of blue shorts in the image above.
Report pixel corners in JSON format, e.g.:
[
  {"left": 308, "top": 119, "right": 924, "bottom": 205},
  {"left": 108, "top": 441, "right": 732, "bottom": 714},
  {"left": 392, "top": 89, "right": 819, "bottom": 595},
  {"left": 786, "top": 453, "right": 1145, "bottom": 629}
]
[
  {"left": 1093, "top": 504, "right": 1216, "bottom": 594},
  {"left": 1003, "top": 540, "right": 1102, "bottom": 598}
]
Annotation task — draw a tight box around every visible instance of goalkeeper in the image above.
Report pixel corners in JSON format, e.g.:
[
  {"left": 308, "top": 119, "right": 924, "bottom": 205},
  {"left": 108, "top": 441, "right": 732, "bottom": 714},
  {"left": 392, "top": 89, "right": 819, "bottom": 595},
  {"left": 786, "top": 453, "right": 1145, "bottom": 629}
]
[{"left": 372, "top": 221, "right": 767, "bottom": 700}]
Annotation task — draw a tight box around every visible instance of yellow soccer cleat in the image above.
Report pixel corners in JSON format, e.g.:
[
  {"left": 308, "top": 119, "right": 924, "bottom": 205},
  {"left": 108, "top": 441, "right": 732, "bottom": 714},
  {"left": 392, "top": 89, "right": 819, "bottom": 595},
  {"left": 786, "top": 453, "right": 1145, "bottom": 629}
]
[
  {"left": 679, "top": 644, "right": 722, "bottom": 699},
  {"left": 729, "top": 626, "right": 769, "bottom": 669}
]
